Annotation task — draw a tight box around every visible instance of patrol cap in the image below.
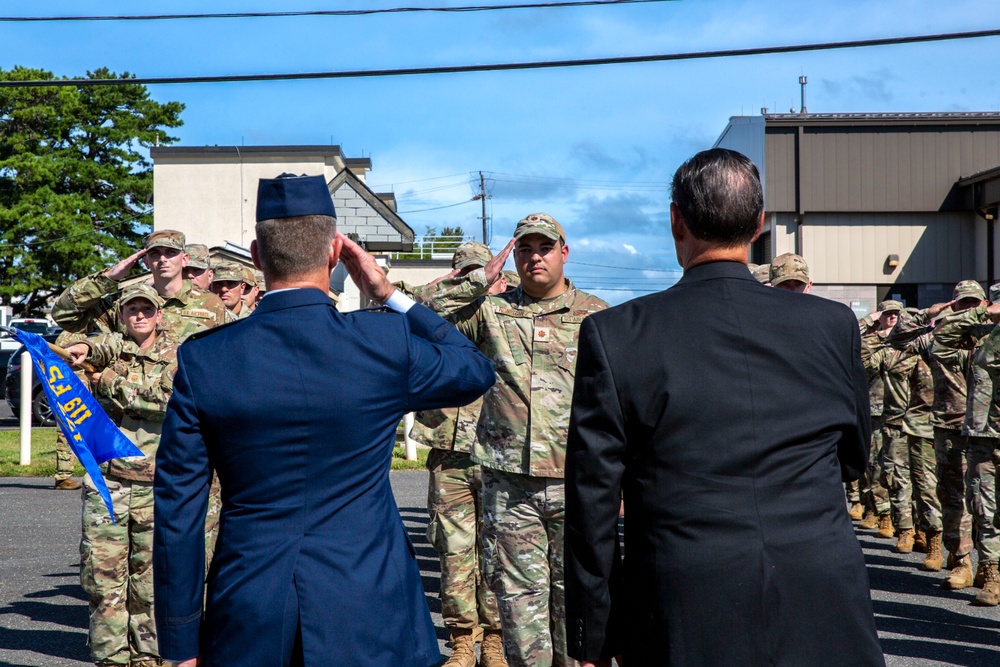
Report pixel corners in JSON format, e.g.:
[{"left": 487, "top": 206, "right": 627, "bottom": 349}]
[
  {"left": 747, "top": 263, "right": 759, "bottom": 273},
  {"left": 212, "top": 263, "right": 245, "bottom": 283},
  {"left": 241, "top": 266, "right": 257, "bottom": 287},
  {"left": 990, "top": 282, "right": 1000, "bottom": 304},
  {"left": 502, "top": 270, "right": 521, "bottom": 287},
  {"left": 878, "top": 300, "right": 904, "bottom": 313},
  {"left": 256, "top": 173, "right": 336, "bottom": 222},
  {"left": 254, "top": 270, "right": 266, "bottom": 291},
  {"left": 144, "top": 230, "right": 185, "bottom": 251},
  {"left": 751, "top": 264, "right": 770, "bottom": 284},
  {"left": 184, "top": 244, "right": 210, "bottom": 270},
  {"left": 953, "top": 280, "right": 985, "bottom": 302},
  {"left": 769, "top": 253, "right": 810, "bottom": 287},
  {"left": 451, "top": 242, "right": 493, "bottom": 270},
  {"left": 513, "top": 213, "right": 565, "bottom": 243},
  {"left": 119, "top": 283, "right": 163, "bottom": 310}
]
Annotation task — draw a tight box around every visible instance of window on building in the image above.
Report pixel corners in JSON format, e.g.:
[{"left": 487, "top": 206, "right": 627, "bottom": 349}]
[{"left": 751, "top": 231, "right": 772, "bottom": 265}]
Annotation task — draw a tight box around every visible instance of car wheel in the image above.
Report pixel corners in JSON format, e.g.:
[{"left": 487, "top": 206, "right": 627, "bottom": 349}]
[{"left": 32, "top": 389, "right": 56, "bottom": 427}]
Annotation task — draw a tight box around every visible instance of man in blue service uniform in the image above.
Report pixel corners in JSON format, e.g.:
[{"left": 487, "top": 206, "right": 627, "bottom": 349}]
[{"left": 152, "top": 173, "right": 496, "bottom": 667}]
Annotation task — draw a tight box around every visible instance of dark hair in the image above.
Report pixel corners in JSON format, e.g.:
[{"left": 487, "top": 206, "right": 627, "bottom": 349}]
[
  {"left": 670, "top": 148, "right": 763, "bottom": 247},
  {"left": 255, "top": 214, "right": 336, "bottom": 280}
]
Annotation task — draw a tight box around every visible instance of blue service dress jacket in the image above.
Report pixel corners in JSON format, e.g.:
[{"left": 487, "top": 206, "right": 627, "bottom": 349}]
[{"left": 152, "top": 287, "right": 496, "bottom": 666}]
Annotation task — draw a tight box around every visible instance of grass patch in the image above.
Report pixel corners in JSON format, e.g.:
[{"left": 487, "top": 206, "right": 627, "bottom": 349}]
[
  {"left": 0, "top": 428, "right": 85, "bottom": 477},
  {"left": 0, "top": 429, "right": 428, "bottom": 475},
  {"left": 391, "top": 445, "right": 428, "bottom": 471}
]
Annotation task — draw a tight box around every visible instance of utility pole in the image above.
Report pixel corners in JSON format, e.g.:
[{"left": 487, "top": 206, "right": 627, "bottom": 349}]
[{"left": 478, "top": 171, "right": 489, "bottom": 244}]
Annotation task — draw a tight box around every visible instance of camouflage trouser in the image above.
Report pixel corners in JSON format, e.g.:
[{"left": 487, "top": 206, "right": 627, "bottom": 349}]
[
  {"left": 966, "top": 437, "right": 1000, "bottom": 563},
  {"left": 80, "top": 473, "right": 159, "bottom": 665},
  {"left": 881, "top": 425, "right": 914, "bottom": 530},
  {"left": 54, "top": 431, "right": 75, "bottom": 481},
  {"left": 909, "top": 435, "right": 942, "bottom": 533},
  {"left": 934, "top": 427, "right": 973, "bottom": 557},
  {"left": 844, "top": 480, "right": 860, "bottom": 504},
  {"left": 861, "top": 416, "right": 890, "bottom": 515},
  {"left": 481, "top": 468, "right": 569, "bottom": 667},
  {"left": 205, "top": 472, "right": 222, "bottom": 575},
  {"left": 426, "top": 449, "right": 500, "bottom": 631}
]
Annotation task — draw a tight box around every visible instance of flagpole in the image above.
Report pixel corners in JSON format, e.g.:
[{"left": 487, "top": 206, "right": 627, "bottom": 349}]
[{"left": 19, "top": 349, "right": 31, "bottom": 465}]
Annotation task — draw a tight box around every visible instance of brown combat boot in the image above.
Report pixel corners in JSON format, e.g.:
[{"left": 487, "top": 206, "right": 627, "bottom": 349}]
[
  {"left": 913, "top": 529, "right": 927, "bottom": 553},
  {"left": 974, "top": 562, "right": 1000, "bottom": 606},
  {"left": 480, "top": 629, "right": 509, "bottom": 667},
  {"left": 922, "top": 531, "right": 944, "bottom": 571},
  {"left": 442, "top": 629, "right": 476, "bottom": 667},
  {"left": 942, "top": 554, "right": 974, "bottom": 590},
  {"left": 946, "top": 552, "right": 960, "bottom": 570},
  {"left": 54, "top": 478, "right": 82, "bottom": 490},
  {"left": 976, "top": 562, "right": 988, "bottom": 589},
  {"left": 859, "top": 509, "right": 878, "bottom": 529},
  {"left": 848, "top": 503, "right": 864, "bottom": 521},
  {"left": 876, "top": 513, "right": 895, "bottom": 539},
  {"left": 894, "top": 528, "right": 915, "bottom": 554}
]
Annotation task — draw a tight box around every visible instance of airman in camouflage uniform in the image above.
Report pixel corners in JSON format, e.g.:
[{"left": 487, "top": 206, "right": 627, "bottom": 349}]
[
  {"left": 211, "top": 263, "right": 254, "bottom": 320},
  {"left": 901, "top": 350, "right": 942, "bottom": 568},
  {"left": 862, "top": 301, "right": 913, "bottom": 545},
  {"left": 399, "top": 241, "right": 508, "bottom": 667},
  {"left": 857, "top": 305, "right": 893, "bottom": 530},
  {"left": 51, "top": 230, "right": 230, "bottom": 338},
  {"left": 182, "top": 244, "right": 214, "bottom": 290},
  {"left": 934, "top": 295, "right": 1000, "bottom": 603},
  {"left": 769, "top": 252, "right": 813, "bottom": 293},
  {"left": 240, "top": 266, "right": 260, "bottom": 316},
  {"left": 64, "top": 283, "right": 179, "bottom": 667},
  {"left": 889, "top": 280, "right": 985, "bottom": 590},
  {"left": 751, "top": 262, "right": 771, "bottom": 285},
  {"left": 423, "top": 214, "right": 609, "bottom": 667}
]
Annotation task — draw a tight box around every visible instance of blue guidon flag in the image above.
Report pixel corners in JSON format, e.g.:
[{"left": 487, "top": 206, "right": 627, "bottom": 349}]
[{"left": 10, "top": 329, "right": 142, "bottom": 522}]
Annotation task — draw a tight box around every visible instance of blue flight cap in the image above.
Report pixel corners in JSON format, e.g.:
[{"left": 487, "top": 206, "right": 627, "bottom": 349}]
[{"left": 256, "top": 173, "right": 337, "bottom": 222}]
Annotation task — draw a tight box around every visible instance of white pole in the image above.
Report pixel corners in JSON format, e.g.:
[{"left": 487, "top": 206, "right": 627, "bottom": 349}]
[
  {"left": 19, "top": 350, "right": 32, "bottom": 465},
  {"left": 403, "top": 412, "right": 417, "bottom": 461}
]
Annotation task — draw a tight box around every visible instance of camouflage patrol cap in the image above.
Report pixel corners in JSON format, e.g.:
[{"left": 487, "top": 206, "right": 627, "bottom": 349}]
[
  {"left": 212, "top": 263, "right": 245, "bottom": 283},
  {"left": 143, "top": 229, "right": 186, "bottom": 251},
  {"left": 751, "top": 264, "right": 771, "bottom": 284},
  {"left": 502, "top": 270, "right": 521, "bottom": 287},
  {"left": 254, "top": 270, "right": 265, "bottom": 291},
  {"left": 184, "top": 244, "right": 210, "bottom": 269},
  {"left": 877, "top": 300, "right": 904, "bottom": 313},
  {"left": 241, "top": 266, "right": 257, "bottom": 287},
  {"left": 119, "top": 283, "right": 163, "bottom": 309},
  {"left": 451, "top": 242, "right": 493, "bottom": 270},
  {"left": 990, "top": 282, "right": 1000, "bottom": 304},
  {"left": 953, "top": 280, "right": 985, "bottom": 302},
  {"left": 513, "top": 213, "right": 565, "bottom": 243},
  {"left": 769, "top": 253, "right": 810, "bottom": 287}
]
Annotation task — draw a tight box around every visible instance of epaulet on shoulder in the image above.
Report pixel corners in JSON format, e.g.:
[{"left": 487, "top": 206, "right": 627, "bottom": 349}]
[{"left": 183, "top": 319, "right": 242, "bottom": 342}]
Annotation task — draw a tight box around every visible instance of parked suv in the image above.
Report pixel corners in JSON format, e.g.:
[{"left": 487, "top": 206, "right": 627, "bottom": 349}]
[{"left": 5, "top": 333, "right": 61, "bottom": 427}]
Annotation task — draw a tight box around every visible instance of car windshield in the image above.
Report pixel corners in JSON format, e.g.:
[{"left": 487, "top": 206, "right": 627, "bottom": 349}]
[{"left": 11, "top": 322, "right": 49, "bottom": 334}]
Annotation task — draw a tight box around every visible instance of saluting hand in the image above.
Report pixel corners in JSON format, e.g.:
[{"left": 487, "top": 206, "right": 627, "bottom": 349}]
[
  {"left": 337, "top": 232, "right": 395, "bottom": 304},
  {"left": 925, "top": 300, "right": 955, "bottom": 319},
  {"left": 104, "top": 249, "right": 148, "bottom": 282},
  {"left": 484, "top": 238, "right": 515, "bottom": 285}
]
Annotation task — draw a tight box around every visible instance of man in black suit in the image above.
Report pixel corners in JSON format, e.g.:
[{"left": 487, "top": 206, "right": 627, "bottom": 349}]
[{"left": 564, "top": 149, "right": 884, "bottom": 666}]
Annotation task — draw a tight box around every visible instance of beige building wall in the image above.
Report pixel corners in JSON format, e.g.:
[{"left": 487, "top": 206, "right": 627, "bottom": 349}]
[
  {"left": 797, "top": 212, "right": 978, "bottom": 284},
  {"left": 153, "top": 149, "right": 361, "bottom": 249}
]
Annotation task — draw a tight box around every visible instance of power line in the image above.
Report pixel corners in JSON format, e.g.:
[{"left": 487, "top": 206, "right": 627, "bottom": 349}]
[
  {"left": 399, "top": 200, "right": 476, "bottom": 214},
  {"left": 568, "top": 260, "right": 681, "bottom": 273},
  {"left": 0, "top": 1, "right": 672, "bottom": 22},
  {"left": 2, "top": 28, "right": 998, "bottom": 88}
]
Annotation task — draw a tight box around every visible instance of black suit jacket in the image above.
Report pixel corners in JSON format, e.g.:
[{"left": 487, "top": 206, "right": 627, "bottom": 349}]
[{"left": 565, "top": 261, "right": 883, "bottom": 666}]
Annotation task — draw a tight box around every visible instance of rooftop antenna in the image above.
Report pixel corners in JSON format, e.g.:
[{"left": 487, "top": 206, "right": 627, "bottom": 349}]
[{"left": 799, "top": 75, "right": 808, "bottom": 115}]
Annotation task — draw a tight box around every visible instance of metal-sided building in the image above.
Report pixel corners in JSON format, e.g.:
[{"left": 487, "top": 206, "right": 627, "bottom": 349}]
[{"left": 714, "top": 112, "right": 1000, "bottom": 314}]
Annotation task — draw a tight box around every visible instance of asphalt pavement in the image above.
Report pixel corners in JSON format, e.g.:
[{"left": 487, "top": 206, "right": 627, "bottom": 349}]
[{"left": 1, "top": 472, "right": 999, "bottom": 666}]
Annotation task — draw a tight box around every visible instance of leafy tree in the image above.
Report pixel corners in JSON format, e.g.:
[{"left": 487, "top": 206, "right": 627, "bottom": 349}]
[{"left": 0, "top": 66, "right": 184, "bottom": 315}]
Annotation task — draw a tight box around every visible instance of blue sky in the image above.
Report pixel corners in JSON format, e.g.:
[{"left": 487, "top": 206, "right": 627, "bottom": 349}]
[{"left": 3, "top": 0, "right": 1000, "bottom": 303}]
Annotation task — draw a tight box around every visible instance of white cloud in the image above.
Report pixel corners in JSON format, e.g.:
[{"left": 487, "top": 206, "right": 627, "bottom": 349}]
[{"left": 623, "top": 243, "right": 638, "bottom": 255}]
